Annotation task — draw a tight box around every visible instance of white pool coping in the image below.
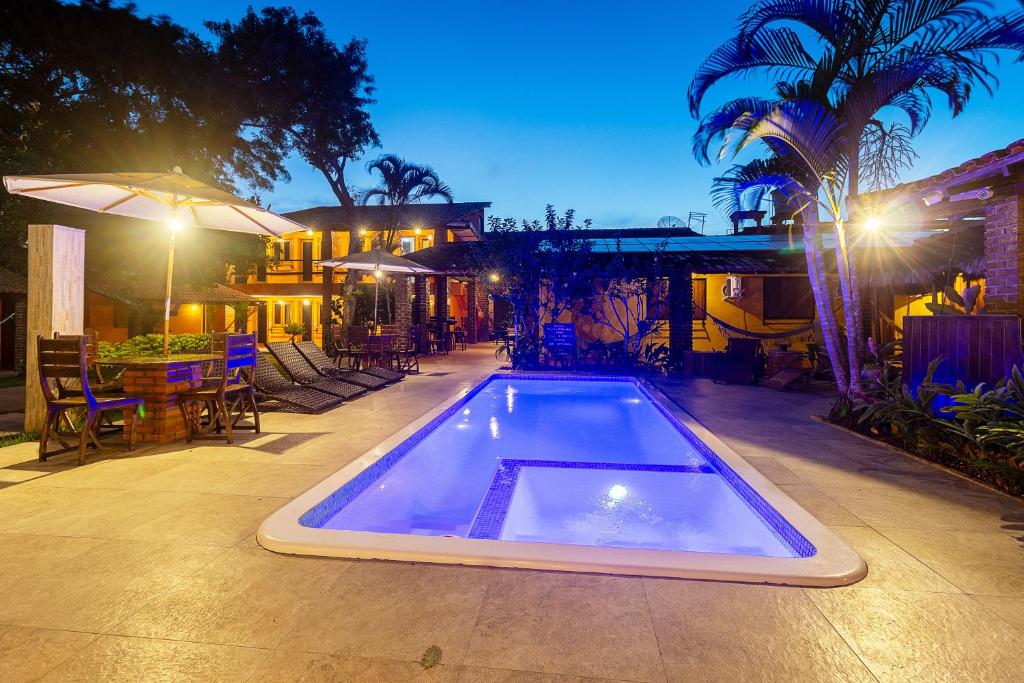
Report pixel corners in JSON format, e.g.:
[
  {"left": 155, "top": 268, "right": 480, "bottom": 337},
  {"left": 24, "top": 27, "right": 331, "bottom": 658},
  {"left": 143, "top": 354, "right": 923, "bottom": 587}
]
[{"left": 258, "top": 373, "right": 867, "bottom": 587}]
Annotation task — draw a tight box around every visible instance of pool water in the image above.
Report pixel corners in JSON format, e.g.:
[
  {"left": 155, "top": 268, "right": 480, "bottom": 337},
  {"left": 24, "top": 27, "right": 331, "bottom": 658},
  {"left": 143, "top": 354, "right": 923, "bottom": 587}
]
[{"left": 304, "top": 377, "right": 812, "bottom": 559}]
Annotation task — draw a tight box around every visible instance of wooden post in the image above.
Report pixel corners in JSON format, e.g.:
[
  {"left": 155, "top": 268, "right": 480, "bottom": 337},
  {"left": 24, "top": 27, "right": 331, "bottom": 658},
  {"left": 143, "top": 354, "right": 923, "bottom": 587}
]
[{"left": 25, "top": 225, "right": 85, "bottom": 432}]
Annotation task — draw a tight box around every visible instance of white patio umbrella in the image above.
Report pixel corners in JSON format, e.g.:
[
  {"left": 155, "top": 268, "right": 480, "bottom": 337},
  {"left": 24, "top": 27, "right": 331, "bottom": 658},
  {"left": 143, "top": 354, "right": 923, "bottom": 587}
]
[
  {"left": 3, "top": 169, "right": 311, "bottom": 355},
  {"left": 319, "top": 248, "right": 434, "bottom": 329}
]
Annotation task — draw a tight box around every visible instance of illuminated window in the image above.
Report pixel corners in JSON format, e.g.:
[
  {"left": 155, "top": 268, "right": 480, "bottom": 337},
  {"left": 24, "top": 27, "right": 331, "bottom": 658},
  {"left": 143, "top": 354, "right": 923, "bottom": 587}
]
[
  {"left": 400, "top": 236, "right": 415, "bottom": 255},
  {"left": 273, "top": 301, "right": 291, "bottom": 325}
]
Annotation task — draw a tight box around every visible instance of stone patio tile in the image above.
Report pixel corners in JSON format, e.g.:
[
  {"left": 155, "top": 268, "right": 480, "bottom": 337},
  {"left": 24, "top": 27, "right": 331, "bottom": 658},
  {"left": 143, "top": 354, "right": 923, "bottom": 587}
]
[
  {"left": 775, "top": 484, "right": 865, "bottom": 526},
  {"left": 16, "top": 455, "right": 182, "bottom": 489},
  {"left": 880, "top": 528, "right": 1024, "bottom": 596},
  {"left": 40, "top": 635, "right": 270, "bottom": 682},
  {"left": 741, "top": 456, "right": 805, "bottom": 484},
  {"left": 828, "top": 526, "right": 960, "bottom": 593},
  {"left": 112, "top": 547, "right": 348, "bottom": 649},
  {"left": 806, "top": 586, "right": 1022, "bottom": 681},
  {"left": 0, "top": 539, "right": 224, "bottom": 631},
  {"left": 970, "top": 595, "right": 1024, "bottom": 633},
  {"left": 0, "top": 485, "right": 199, "bottom": 538},
  {"left": 212, "top": 462, "right": 338, "bottom": 498},
  {"left": 457, "top": 667, "right": 627, "bottom": 682},
  {"left": 643, "top": 579, "right": 871, "bottom": 682},
  {"left": 0, "top": 625, "right": 98, "bottom": 681},
  {"left": 251, "top": 651, "right": 459, "bottom": 682},
  {"left": 123, "top": 458, "right": 269, "bottom": 492},
  {"left": 822, "top": 483, "right": 1017, "bottom": 534},
  {"left": 118, "top": 493, "right": 287, "bottom": 546},
  {"left": 464, "top": 570, "right": 664, "bottom": 682},
  {"left": 278, "top": 560, "right": 491, "bottom": 664},
  {"left": 0, "top": 532, "right": 104, "bottom": 573}
]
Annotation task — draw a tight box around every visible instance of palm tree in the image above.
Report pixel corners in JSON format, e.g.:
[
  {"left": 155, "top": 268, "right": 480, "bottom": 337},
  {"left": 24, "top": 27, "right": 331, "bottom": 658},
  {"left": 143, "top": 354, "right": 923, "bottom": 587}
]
[
  {"left": 690, "top": 0, "right": 1024, "bottom": 397},
  {"left": 361, "top": 154, "right": 454, "bottom": 251}
]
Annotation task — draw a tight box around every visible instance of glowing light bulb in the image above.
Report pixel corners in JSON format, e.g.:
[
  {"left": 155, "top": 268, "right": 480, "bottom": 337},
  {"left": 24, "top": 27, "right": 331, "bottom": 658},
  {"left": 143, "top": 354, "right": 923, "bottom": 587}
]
[
  {"left": 168, "top": 218, "right": 183, "bottom": 232},
  {"left": 374, "top": 269, "right": 384, "bottom": 279},
  {"left": 608, "top": 484, "right": 628, "bottom": 501},
  {"left": 864, "top": 217, "right": 883, "bottom": 233},
  {"left": 489, "top": 272, "right": 500, "bottom": 283},
  {"left": 414, "top": 226, "right": 422, "bottom": 235},
  {"left": 302, "top": 299, "right": 311, "bottom": 306},
  {"left": 305, "top": 228, "right": 314, "bottom": 237}
]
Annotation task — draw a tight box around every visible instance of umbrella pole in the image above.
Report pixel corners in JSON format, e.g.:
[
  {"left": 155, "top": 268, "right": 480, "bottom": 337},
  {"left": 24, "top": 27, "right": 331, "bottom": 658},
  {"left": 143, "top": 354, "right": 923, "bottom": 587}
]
[
  {"left": 163, "top": 227, "right": 176, "bottom": 357},
  {"left": 373, "top": 277, "right": 380, "bottom": 332}
]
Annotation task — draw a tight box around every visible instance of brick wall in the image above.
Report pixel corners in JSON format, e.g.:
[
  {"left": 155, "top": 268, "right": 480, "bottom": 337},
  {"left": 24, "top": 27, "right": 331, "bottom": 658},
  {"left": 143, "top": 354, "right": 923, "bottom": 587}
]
[
  {"left": 984, "top": 194, "right": 1024, "bottom": 315},
  {"left": 394, "top": 275, "right": 411, "bottom": 341},
  {"left": 465, "top": 279, "right": 478, "bottom": 343},
  {"left": 477, "top": 285, "right": 491, "bottom": 341}
]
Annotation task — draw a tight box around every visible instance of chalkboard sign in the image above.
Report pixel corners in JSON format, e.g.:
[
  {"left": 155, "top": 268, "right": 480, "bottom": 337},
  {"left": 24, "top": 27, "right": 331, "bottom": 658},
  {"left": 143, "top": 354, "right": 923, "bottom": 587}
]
[{"left": 543, "top": 323, "right": 576, "bottom": 352}]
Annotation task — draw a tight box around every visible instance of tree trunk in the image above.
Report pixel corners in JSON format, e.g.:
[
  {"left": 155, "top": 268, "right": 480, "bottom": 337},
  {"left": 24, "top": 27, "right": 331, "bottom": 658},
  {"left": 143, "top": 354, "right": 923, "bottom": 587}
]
[
  {"left": 802, "top": 221, "right": 849, "bottom": 395},
  {"left": 832, "top": 218, "right": 861, "bottom": 395}
]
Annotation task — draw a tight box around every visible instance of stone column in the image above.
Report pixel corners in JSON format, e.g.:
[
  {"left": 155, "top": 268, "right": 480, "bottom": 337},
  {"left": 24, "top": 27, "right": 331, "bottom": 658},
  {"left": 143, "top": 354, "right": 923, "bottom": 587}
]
[
  {"left": 984, "top": 193, "right": 1024, "bottom": 314},
  {"left": 667, "top": 263, "right": 694, "bottom": 373},
  {"left": 25, "top": 225, "right": 85, "bottom": 431},
  {"left": 394, "top": 275, "right": 412, "bottom": 341},
  {"left": 465, "top": 278, "right": 478, "bottom": 343}
]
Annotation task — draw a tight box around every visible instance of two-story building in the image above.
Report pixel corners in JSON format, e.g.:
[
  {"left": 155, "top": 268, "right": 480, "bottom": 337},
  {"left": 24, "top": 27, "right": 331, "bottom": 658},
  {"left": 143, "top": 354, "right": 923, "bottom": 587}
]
[{"left": 229, "top": 202, "right": 493, "bottom": 344}]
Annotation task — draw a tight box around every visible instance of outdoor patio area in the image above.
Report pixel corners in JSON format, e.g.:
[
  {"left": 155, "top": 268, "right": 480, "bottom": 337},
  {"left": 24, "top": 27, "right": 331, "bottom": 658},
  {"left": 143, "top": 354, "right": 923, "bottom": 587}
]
[{"left": 0, "top": 346, "right": 1020, "bottom": 681}]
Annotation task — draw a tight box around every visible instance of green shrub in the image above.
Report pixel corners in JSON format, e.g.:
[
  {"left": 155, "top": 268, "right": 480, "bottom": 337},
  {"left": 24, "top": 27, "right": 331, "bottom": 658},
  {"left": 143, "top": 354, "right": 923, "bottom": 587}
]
[
  {"left": 98, "top": 333, "right": 211, "bottom": 360},
  {"left": 847, "top": 359, "right": 1024, "bottom": 495}
]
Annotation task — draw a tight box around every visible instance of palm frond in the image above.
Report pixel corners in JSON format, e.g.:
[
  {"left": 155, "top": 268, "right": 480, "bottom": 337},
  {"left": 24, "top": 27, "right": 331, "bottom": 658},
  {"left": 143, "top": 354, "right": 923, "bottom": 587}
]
[{"left": 688, "top": 27, "right": 817, "bottom": 115}]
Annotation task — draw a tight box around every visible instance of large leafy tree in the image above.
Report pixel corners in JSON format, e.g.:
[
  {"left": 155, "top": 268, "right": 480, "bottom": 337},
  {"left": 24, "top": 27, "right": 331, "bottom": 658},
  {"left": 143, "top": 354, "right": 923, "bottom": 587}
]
[
  {"left": 0, "top": 0, "right": 284, "bottom": 277},
  {"left": 361, "top": 154, "right": 454, "bottom": 251},
  {"left": 690, "top": 0, "right": 1024, "bottom": 397},
  {"left": 209, "top": 6, "right": 379, "bottom": 341}
]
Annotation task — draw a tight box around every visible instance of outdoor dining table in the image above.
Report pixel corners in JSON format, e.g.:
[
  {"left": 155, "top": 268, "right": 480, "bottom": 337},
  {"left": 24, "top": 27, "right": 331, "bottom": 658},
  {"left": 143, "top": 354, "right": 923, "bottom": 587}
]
[{"left": 114, "top": 353, "right": 222, "bottom": 443}]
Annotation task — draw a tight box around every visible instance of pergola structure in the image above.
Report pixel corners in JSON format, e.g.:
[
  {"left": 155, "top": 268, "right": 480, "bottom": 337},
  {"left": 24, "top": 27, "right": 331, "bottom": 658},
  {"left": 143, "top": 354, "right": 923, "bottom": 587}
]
[{"left": 856, "top": 138, "right": 1024, "bottom": 315}]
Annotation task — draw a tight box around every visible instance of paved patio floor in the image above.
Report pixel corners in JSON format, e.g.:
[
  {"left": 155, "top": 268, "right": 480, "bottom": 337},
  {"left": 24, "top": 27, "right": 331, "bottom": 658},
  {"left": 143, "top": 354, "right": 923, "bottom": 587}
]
[{"left": 0, "top": 346, "right": 1022, "bottom": 681}]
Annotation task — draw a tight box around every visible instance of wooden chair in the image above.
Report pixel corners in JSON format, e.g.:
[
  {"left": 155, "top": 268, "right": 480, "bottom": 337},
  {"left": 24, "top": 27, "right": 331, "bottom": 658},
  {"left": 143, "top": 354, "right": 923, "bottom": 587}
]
[
  {"left": 37, "top": 335, "right": 143, "bottom": 465},
  {"left": 394, "top": 325, "right": 420, "bottom": 374},
  {"left": 344, "top": 325, "right": 371, "bottom": 369},
  {"left": 713, "top": 338, "right": 767, "bottom": 384},
  {"left": 175, "top": 333, "right": 260, "bottom": 444}
]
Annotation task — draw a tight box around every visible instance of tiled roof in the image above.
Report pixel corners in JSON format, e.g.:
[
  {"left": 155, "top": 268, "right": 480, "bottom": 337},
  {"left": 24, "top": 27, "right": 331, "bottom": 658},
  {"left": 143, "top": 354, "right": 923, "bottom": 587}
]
[
  {"left": 863, "top": 138, "right": 1024, "bottom": 200},
  {"left": 87, "top": 272, "right": 254, "bottom": 305},
  {"left": 283, "top": 202, "right": 491, "bottom": 231},
  {"left": 0, "top": 267, "right": 27, "bottom": 295}
]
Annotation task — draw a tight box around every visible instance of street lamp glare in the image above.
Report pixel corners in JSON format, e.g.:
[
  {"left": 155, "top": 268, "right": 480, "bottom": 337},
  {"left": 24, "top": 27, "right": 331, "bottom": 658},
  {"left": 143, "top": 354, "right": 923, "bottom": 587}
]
[{"left": 864, "top": 217, "right": 883, "bottom": 233}]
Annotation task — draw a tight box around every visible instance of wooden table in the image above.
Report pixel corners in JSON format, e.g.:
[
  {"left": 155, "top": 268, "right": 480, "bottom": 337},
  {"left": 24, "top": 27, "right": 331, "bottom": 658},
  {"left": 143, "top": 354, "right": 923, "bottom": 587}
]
[{"left": 115, "top": 354, "right": 221, "bottom": 443}]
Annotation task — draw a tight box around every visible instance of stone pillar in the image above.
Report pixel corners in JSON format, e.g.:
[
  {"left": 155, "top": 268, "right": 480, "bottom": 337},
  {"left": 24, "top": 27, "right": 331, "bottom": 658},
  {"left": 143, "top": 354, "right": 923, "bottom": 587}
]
[
  {"left": 668, "top": 264, "right": 694, "bottom": 373},
  {"left": 394, "top": 275, "right": 412, "bottom": 341},
  {"left": 25, "top": 225, "right": 85, "bottom": 431},
  {"left": 465, "top": 278, "right": 478, "bottom": 343},
  {"left": 984, "top": 194, "right": 1024, "bottom": 314}
]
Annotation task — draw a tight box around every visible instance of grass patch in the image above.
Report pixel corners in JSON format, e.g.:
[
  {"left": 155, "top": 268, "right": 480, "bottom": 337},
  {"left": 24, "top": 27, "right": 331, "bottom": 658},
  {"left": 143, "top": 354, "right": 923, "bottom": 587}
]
[{"left": 0, "top": 430, "right": 39, "bottom": 449}]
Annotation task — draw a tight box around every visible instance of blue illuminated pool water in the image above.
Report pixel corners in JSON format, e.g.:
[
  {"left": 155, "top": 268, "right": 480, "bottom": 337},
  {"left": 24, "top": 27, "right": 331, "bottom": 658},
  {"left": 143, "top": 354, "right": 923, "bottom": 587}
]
[{"left": 300, "top": 376, "right": 814, "bottom": 559}]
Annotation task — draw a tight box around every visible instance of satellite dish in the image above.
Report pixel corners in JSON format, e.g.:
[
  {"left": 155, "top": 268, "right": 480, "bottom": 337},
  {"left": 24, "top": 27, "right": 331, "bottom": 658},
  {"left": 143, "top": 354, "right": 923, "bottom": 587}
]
[{"left": 657, "top": 215, "right": 686, "bottom": 228}]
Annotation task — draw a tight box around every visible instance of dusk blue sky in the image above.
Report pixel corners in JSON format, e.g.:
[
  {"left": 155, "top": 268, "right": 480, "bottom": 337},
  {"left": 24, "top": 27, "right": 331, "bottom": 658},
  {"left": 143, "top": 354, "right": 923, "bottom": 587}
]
[{"left": 133, "top": 0, "right": 1024, "bottom": 233}]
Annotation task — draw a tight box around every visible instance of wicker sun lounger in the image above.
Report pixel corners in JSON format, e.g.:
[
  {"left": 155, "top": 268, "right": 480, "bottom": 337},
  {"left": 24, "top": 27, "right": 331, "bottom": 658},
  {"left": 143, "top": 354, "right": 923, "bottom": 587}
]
[
  {"left": 268, "top": 342, "right": 389, "bottom": 391},
  {"left": 266, "top": 343, "right": 377, "bottom": 396},
  {"left": 293, "top": 340, "right": 404, "bottom": 384},
  {"left": 251, "top": 354, "right": 345, "bottom": 414}
]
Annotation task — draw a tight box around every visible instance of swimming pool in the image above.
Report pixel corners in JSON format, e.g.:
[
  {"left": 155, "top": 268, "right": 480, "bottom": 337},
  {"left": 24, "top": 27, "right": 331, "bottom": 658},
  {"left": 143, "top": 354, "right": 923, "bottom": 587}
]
[{"left": 259, "top": 374, "right": 866, "bottom": 586}]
